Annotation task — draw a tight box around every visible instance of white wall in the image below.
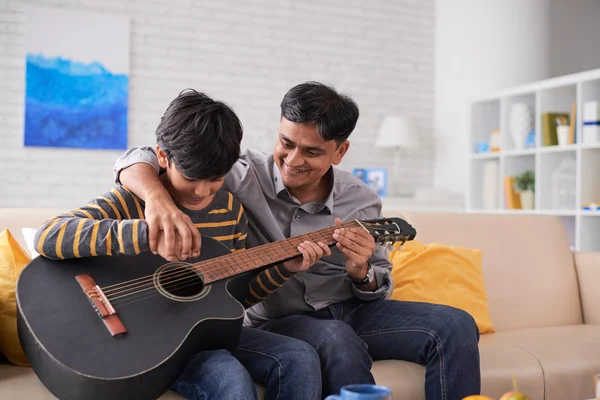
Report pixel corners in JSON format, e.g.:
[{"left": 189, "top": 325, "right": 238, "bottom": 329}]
[
  {"left": 0, "top": 0, "right": 435, "bottom": 208},
  {"left": 434, "top": 0, "right": 552, "bottom": 194},
  {"left": 548, "top": 0, "right": 600, "bottom": 77}
]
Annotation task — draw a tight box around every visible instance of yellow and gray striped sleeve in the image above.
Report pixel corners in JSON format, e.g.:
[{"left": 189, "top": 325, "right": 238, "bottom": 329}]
[
  {"left": 34, "top": 186, "right": 149, "bottom": 260},
  {"left": 232, "top": 203, "right": 247, "bottom": 252},
  {"left": 244, "top": 264, "right": 295, "bottom": 308}
]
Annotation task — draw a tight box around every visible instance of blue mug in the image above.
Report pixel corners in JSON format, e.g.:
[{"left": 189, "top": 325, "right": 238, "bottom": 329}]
[{"left": 325, "top": 384, "right": 392, "bottom": 400}]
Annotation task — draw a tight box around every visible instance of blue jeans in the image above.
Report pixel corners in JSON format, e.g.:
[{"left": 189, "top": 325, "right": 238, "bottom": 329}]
[
  {"left": 172, "top": 326, "right": 322, "bottom": 400},
  {"left": 257, "top": 299, "right": 481, "bottom": 400}
]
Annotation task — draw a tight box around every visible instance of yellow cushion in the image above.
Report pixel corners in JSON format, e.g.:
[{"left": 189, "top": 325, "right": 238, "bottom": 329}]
[
  {"left": 390, "top": 240, "right": 495, "bottom": 334},
  {"left": 0, "top": 229, "right": 31, "bottom": 366}
]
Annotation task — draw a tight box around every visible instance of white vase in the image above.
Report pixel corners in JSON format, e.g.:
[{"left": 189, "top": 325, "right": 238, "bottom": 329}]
[
  {"left": 509, "top": 103, "right": 533, "bottom": 150},
  {"left": 520, "top": 190, "right": 534, "bottom": 209}
]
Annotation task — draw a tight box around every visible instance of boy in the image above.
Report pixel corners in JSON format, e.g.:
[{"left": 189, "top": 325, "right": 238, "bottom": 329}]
[{"left": 34, "top": 89, "right": 326, "bottom": 400}]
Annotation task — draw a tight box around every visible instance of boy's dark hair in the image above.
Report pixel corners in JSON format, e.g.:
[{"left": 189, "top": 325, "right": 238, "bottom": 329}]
[
  {"left": 280, "top": 81, "right": 359, "bottom": 144},
  {"left": 156, "top": 89, "right": 243, "bottom": 180}
]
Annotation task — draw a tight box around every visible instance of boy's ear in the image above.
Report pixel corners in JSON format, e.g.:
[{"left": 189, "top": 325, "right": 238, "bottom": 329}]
[{"left": 156, "top": 145, "right": 168, "bottom": 169}]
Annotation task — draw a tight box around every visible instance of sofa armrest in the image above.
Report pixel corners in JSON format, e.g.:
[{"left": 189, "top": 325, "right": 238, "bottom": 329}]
[{"left": 574, "top": 252, "right": 600, "bottom": 325}]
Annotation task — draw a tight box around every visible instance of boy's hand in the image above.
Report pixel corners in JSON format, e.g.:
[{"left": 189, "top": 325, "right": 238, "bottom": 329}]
[
  {"left": 145, "top": 190, "right": 201, "bottom": 261},
  {"left": 283, "top": 241, "right": 332, "bottom": 273}
]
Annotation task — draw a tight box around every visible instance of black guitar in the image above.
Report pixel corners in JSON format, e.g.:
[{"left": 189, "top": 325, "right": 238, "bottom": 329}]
[{"left": 16, "top": 218, "right": 416, "bottom": 400}]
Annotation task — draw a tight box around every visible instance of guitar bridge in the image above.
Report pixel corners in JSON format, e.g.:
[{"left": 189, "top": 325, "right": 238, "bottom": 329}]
[{"left": 76, "top": 274, "right": 127, "bottom": 337}]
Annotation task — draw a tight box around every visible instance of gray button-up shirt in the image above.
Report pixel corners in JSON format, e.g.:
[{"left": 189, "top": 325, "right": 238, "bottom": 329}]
[{"left": 114, "top": 148, "right": 393, "bottom": 327}]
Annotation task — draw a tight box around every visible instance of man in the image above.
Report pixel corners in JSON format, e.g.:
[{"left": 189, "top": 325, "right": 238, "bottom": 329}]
[
  {"left": 114, "top": 82, "right": 481, "bottom": 399},
  {"left": 35, "top": 89, "right": 325, "bottom": 400}
]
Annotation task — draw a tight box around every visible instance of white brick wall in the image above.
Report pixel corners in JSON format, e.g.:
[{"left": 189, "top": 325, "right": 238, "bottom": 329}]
[{"left": 0, "top": 0, "right": 434, "bottom": 208}]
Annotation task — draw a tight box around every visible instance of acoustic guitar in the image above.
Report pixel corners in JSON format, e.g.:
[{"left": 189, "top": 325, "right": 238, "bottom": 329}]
[{"left": 16, "top": 217, "right": 416, "bottom": 400}]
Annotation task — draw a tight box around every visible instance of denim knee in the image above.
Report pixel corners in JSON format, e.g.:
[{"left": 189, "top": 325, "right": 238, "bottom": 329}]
[
  {"left": 173, "top": 349, "right": 256, "bottom": 400},
  {"left": 277, "top": 339, "right": 322, "bottom": 389},
  {"left": 311, "top": 320, "right": 371, "bottom": 367},
  {"left": 439, "top": 306, "right": 480, "bottom": 346}
]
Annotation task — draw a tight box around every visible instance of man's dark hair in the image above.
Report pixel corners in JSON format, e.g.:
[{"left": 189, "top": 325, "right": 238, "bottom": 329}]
[
  {"left": 156, "top": 89, "right": 243, "bottom": 180},
  {"left": 280, "top": 81, "right": 359, "bottom": 144}
]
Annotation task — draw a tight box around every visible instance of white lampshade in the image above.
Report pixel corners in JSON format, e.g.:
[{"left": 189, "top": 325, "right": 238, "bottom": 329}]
[{"left": 375, "top": 116, "right": 418, "bottom": 148}]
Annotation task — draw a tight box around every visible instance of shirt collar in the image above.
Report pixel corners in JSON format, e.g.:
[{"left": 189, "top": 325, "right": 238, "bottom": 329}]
[{"left": 271, "top": 161, "right": 335, "bottom": 214}]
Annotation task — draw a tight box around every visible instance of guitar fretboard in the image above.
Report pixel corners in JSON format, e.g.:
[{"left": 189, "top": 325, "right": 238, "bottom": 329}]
[{"left": 191, "top": 221, "right": 360, "bottom": 283}]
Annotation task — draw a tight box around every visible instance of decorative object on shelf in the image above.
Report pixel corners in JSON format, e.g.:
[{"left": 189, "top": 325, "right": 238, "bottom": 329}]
[
  {"left": 583, "top": 122, "right": 600, "bottom": 144},
  {"left": 582, "top": 202, "right": 600, "bottom": 211},
  {"left": 375, "top": 115, "right": 419, "bottom": 180},
  {"left": 503, "top": 176, "right": 521, "bottom": 209},
  {"left": 514, "top": 170, "right": 535, "bottom": 210},
  {"left": 551, "top": 158, "right": 576, "bottom": 210},
  {"left": 524, "top": 130, "right": 536, "bottom": 148},
  {"left": 24, "top": 7, "right": 130, "bottom": 150},
  {"left": 569, "top": 102, "right": 577, "bottom": 144},
  {"left": 482, "top": 160, "right": 499, "bottom": 210},
  {"left": 489, "top": 129, "right": 501, "bottom": 152},
  {"left": 541, "top": 112, "right": 569, "bottom": 146},
  {"left": 353, "top": 168, "right": 387, "bottom": 197},
  {"left": 474, "top": 140, "right": 489, "bottom": 153},
  {"left": 509, "top": 103, "right": 533, "bottom": 149}
]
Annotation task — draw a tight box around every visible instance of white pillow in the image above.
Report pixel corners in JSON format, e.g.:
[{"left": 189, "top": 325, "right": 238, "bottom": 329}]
[{"left": 21, "top": 227, "right": 40, "bottom": 259}]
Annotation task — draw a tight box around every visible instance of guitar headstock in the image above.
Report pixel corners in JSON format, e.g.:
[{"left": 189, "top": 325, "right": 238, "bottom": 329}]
[{"left": 356, "top": 217, "right": 417, "bottom": 246}]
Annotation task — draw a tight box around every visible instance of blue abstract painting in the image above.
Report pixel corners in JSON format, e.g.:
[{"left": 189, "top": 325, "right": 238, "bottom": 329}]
[{"left": 24, "top": 7, "right": 130, "bottom": 150}]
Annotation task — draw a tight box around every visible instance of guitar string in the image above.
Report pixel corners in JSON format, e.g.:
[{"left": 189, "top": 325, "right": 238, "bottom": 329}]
[
  {"left": 110, "top": 230, "right": 402, "bottom": 308},
  {"left": 103, "top": 221, "right": 402, "bottom": 303},
  {"left": 99, "top": 219, "right": 394, "bottom": 298},
  {"left": 101, "top": 225, "right": 344, "bottom": 300},
  {"left": 108, "top": 233, "right": 403, "bottom": 308},
  {"left": 100, "top": 223, "right": 352, "bottom": 294},
  {"left": 101, "top": 227, "right": 334, "bottom": 296},
  {"left": 109, "top": 236, "right": 403, "bottom": 310}
]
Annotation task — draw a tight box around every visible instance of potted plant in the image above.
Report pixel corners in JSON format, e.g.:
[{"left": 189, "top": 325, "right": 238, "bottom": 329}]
[{"left": 514, "top": 170, "right": 535, "bottom": 209}]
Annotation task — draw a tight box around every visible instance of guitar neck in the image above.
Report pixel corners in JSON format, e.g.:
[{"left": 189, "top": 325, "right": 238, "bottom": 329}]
[{"left": 192, "top": 221, "right": 359, "bottom": 284}]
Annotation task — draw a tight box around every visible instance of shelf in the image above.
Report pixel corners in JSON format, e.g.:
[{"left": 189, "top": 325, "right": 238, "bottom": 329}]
[
  {"left": 580, "top": 210, "right": 600, "bottom": 217},
  {"left": 503, "top": 149, "right": 536, "bottom": 157},
  {"left": 472, "top": 152, "right": 500, "bottom": 159},
  {"left": 538, "top": 145, "right": 577, "bottom": 153},
  {"left": 469, "top": 69, "right": 600, "bottom": 251}
]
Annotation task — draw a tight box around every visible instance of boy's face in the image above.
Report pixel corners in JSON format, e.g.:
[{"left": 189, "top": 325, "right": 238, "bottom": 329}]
[
  {"left": 273, "top": 117, "right": 349, "bottom": 194},
  {"left": 156, "top": 146, "right": 224, "bottom": 210}
]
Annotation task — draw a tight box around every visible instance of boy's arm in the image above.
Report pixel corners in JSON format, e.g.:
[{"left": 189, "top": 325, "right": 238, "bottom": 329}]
[
  {"left": 243, "top": 264, "right": 294, "bottom": 308},
  {"left": 34, "top": 187, "right": 149, "bottom": 260},
  {"left": 226, "top": 203, "right": 293, "bottom": 307}
]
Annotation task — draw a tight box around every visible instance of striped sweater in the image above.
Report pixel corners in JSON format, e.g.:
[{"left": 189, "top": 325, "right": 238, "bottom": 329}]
[{"left": 34, "top": 186, "right": 293, "bottom": 307}]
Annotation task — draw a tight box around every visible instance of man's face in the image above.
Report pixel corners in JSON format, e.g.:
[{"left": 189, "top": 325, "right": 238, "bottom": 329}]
[
  {"left": 156, "top": 146, "right": 224, "bottom": 210},
  {"left": 273, "top": 117, "right": 349, "bottom": 193}
]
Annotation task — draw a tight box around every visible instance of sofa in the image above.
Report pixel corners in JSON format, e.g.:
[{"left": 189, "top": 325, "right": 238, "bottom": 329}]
[{"left": 1, "top": 208, "right": 599, "bottom": 400}]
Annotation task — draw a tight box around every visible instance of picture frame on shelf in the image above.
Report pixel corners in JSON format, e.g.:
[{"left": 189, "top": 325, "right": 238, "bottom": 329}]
[{"left": 353, "top": 168, "right": 387, "bottom": 197}]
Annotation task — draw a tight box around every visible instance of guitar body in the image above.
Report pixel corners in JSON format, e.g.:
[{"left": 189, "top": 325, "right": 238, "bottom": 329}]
[{"left": 16, "top": 236, "right": 247, "bottom": 400}]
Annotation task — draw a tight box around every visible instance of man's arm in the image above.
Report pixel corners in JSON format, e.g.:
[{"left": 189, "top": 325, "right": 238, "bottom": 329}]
[
  {"left": 113, "top": 147, "right": 200, "bottom": 261},
  {"left": 34, "top": 187, "right": 149, "bottom": 260}
]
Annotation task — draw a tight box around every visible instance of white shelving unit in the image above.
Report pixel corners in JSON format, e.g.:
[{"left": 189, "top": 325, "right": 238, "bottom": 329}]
[{"left": 468, "top": 68, "right": 600, "bottom": 251}]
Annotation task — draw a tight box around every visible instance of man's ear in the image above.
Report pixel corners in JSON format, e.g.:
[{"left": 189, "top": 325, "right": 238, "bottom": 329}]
[
  {"left": 156, "top": 145, "right": 169, "bottom": 169},
  {"left": 332, "top": 141, "right": 350, "bottom": 165}
]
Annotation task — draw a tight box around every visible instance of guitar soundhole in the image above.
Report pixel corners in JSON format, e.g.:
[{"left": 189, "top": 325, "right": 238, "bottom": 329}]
[{"left": 154, "top": 263, "right": 210, "bottom": 302}]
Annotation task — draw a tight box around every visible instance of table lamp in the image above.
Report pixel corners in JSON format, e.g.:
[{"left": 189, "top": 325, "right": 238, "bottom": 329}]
[{"left": 375, "top": 115, "right": 418, "bottom": 173}]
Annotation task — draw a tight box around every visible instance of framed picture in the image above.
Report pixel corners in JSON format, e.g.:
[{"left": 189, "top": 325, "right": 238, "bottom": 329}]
[
  {"left": 24, "top": 7, "right": 130, "bottom": 150},
  {"left": 352, "top": 168, "right": 387, "bottom": 197}
]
